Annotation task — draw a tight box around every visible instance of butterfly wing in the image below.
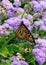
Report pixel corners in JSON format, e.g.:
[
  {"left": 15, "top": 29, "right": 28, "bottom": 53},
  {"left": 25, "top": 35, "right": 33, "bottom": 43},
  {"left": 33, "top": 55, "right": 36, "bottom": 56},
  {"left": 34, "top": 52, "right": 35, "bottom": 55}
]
[
  {"left": 15, "top": 24, "right": 26, "bottom": 39},
  {"left": 15, "top": 22, "right": 35, "bottom": 43}
]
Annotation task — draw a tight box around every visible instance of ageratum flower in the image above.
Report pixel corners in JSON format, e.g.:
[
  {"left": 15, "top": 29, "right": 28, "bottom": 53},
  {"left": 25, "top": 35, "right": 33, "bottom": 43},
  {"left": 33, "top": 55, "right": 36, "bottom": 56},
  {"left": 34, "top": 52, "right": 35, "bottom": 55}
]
[
  {"left": 2, "top": 23, "right": 13, "bottom": 30},
  {"left": 40, "top": 25, "right": 46, "bottom": 31},
  {"left": 11, "top": 61, "right": 20, "bottom": 65},
  {"left": 42, "top": 12, "right": 46, "bottom": 19},
  {"left": 33, "top": 4, "right": 43, "bottom": 12},
  {"left": 36, "top": 56, "right": 45, "bottom": 65},
  {"left": 31, "top": 1, "right": 38, "bottom": 8},
  {"left": 33, "top": 38, "right": 46, "bottom": 65},
  {"left": 11, "top": 61, "right": 28, "bottom": 65},
  {"left": 5, "top": 17, "right": 32, "bottom": 31},
  {"left": 40, "top": 1, "right": 46, "bottom": 10},
  {"left": 20, "top": 61, "right": 28, "bottom": 65},
  {"left": 26, "top": 14, "right": 33, "bottom": 21},
  {"left": 33, "top": 19, "right": 46, "bottom": 31},
  {"left": 13, "top": 0, "right": 21, "bottom": 7},
  {"left": 0, "top": 25, "right": 9, "bottom": 35},
  {"left": 35, "top": 38, "right": 46, "bottom": 44},
  {"left": 31, "top": 1, "right": 43, "bottom": 12},
  {"left": 0, "top": 0, "right": 13, "bottom": 10},
  {"left": 33, "top": 20, "right": 44, "bottom": 27},
  {"left": 5, "top": 17, "right": 22, "bottom": 27},
  {"left": 9, "top": 56, "right": 18, "bottom": 61}
]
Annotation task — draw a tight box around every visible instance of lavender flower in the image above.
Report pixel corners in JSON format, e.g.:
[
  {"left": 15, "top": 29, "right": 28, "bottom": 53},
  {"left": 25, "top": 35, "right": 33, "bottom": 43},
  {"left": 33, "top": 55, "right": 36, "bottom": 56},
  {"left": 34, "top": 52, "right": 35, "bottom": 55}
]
[
  {"left": 11, "top": 61, "right": 21, "bottom": 65},
  {"left": 40, "top": 1, "right": 46, "bottom": 10},
  {"left": 5, "top": 17, "right": 22, "bottom": 27},
  {"left": 13, "top": 0, "right": 21, "bottom": 7},
  {"left": 31, "top": 1, "right": 43, "bottom": 12},
  {"left": 7, "top": 10, "right": 15, "bottom": 18},
  {"left": 17, "top": 8, "right": 25, "bottom": 13},
  {"left": 9, "top": 56, "right": 18, "bottom": 61},
  {"left": 11, "top": 61, "right": 28, "bottom": 65},
  {"left": 1, "top": 0, "right": 13, "bottom": 10},
  {"left": 36, "top": 56, "right": 45, "bottom": 65},
  {"left": 33, "top": 4, "right": 43, "bottom": 12},
  {"left": 35, "top": 38, "right": 46, "bottom": 44},
  {"left": 26, "top": 14, "right": 33, "bottom": 21},
  {"left": 2, "top": 23, "right": 13, "bottom": 30},
  {"left": 33, "top": 38, "right": 46, "bottom": 65},
  {"left": 33, "top": 20, "right": 44, "bottom": 27},
  {"left": 5, "top": 17, "right": 32, "bottom": 31},
  {"left": 31, "top": 1, "right": 38, "bottom": 8},
  {"left": 40, "top": 25, "right": 46, "bottom": 31},
  {"left": 42, "top": 12, "right": 46, "bottom": 19},
  {"left": 20, "top": 61, "right": 28, "bottom": 65}
]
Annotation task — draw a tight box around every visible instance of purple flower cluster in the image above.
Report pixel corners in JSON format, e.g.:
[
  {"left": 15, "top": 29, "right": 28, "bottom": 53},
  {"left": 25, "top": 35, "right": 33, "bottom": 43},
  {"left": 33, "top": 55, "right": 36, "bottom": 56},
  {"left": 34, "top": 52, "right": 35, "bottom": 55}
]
[
  {"left": 31, "top": 0, "right": 46, "bottom": 12},
  {"left": 11, "top": 61, "right": 28, "bottom": 65},
  {"left": 0, "top": 0, "right": 13, "bottom": 10},
  {"left": 0, "top": 22, "right": 13, "bottom": 35},
  {"left": 33, "top": 12, "right": 46, "bottom": 31},
  {"left": 9, "top": 53, "right": 28, "bottom": 65},
  {"left": 33, "top": 19, "right": 46, "bottom": 31},
  {"left": 33, "top": 38, "right": 46, "bottom": 65},
  {"left": 0, "top": 25, "right": 9, "bottom": 35},
  {"left": 5, "top": 17, "right": 32, "bottom": 31},
  {"left": 13, "top": 0, "right": 21, "bottom": 7}
]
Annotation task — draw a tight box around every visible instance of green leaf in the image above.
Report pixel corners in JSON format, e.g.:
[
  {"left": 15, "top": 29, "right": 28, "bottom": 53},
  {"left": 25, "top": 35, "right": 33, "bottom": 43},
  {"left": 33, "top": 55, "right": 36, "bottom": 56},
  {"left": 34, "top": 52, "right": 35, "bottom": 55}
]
[
  {"left": 0, "top": 46, "right": 9, "bottom": 57},
  {"left": 43, "top": 62, "right": 46, "bottom": 65},
  {"left": 0, "top": 60, "right": 11, "bottom": 65},
  {"left": 5, "top": 60, "right": 12, "bottom": 65}
]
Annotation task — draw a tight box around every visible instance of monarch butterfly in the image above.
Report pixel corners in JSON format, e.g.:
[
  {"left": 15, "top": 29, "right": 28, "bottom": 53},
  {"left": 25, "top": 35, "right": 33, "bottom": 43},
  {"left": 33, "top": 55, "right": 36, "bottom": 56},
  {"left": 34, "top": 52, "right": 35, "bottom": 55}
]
[{"left": 15, "top": 21, "right": 35, "bottom": 43}]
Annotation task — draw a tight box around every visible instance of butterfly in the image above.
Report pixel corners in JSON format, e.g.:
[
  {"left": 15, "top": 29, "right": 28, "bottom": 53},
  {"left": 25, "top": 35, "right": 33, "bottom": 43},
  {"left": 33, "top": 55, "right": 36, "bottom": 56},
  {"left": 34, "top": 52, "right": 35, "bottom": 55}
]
[{"left": 15, "top": 21, "right": 35, "bottom": 43}]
